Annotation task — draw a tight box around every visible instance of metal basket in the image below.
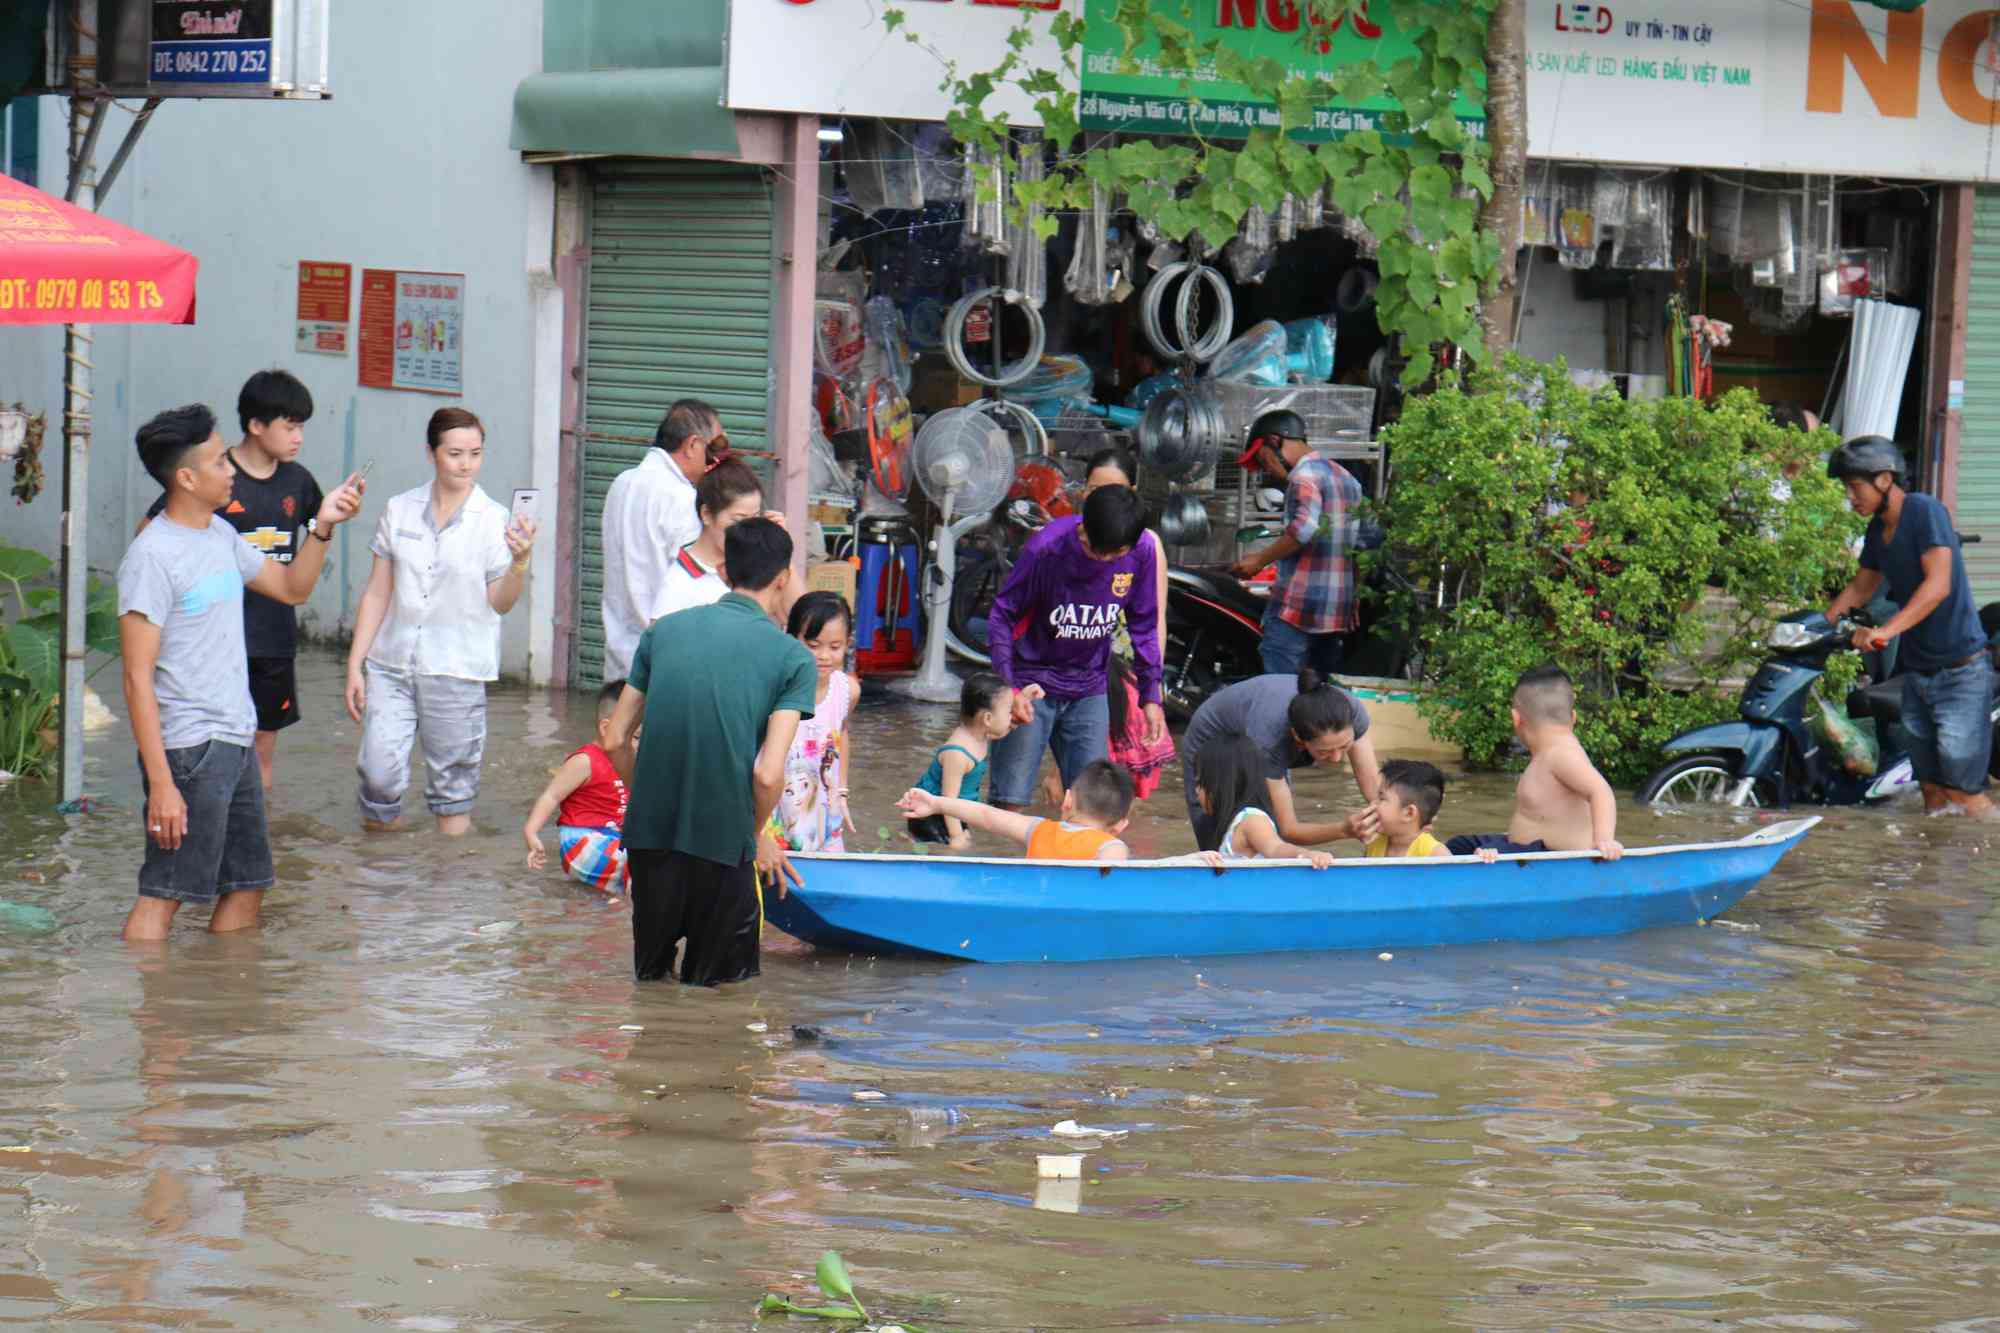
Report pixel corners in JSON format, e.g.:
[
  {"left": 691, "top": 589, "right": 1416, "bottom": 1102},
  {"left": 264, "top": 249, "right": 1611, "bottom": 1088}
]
[
  {"left": 1044, "top": 407, "right": 1134, "bottom": 466},
  {"left": 1208, "top": 382, "right": 1377, "bottom": 496}
]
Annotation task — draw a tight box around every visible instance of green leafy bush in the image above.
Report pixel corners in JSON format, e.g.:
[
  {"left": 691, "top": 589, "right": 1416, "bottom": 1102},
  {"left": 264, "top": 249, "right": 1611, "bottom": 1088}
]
[
  {"left": 1371, "top": 357, "right": 1862, "bottom": 785},
  {"left": 0, "top": 544, "right": 120, "bottom": 779}
]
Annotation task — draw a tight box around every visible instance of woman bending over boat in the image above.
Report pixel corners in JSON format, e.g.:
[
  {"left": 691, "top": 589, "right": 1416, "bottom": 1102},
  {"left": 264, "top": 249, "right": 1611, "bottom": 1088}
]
[{"left": 1181, "top": 667, "right": 1383, "bottom": 853}]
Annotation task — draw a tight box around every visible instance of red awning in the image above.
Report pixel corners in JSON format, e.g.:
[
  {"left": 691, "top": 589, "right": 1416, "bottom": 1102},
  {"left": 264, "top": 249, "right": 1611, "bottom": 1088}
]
[{"left": 0, "top": 174, "right": 197, "bottom": 325}]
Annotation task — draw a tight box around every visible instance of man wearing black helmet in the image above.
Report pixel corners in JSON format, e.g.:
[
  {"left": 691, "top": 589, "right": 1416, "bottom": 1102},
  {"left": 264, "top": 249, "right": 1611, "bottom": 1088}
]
[
  {"left": 1825, "top": 436, "right": 1994, "bottom": 818},
  {"left": 1231, "top": 408, "right": 1366, "bottom": 676}
]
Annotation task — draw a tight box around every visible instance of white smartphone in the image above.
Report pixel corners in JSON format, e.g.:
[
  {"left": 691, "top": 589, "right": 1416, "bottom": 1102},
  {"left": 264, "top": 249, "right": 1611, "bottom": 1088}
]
[{"left": 510, "top": 488, "right": 540, "bottom": 525}]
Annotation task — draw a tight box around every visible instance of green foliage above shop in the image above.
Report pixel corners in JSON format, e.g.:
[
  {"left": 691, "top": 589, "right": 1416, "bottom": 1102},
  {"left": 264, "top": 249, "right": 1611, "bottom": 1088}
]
[
  {"left": 888, "top": 0, "right": 1510, "bottom": 385},
  {"left": 1372, "top": 358, "right": 1864, "bottom": 783}
]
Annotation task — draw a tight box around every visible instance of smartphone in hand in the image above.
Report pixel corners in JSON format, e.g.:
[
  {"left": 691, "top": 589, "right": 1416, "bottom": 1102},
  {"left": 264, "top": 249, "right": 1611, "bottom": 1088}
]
[{"left": 510, "top": 488, "right": 540, "bottom": 527}]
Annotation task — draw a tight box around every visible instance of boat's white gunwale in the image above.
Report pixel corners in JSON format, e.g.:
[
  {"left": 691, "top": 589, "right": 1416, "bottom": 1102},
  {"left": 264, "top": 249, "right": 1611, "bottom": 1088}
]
[{"left": 791, "top": 816, "right": 1820, "bottom": 869}]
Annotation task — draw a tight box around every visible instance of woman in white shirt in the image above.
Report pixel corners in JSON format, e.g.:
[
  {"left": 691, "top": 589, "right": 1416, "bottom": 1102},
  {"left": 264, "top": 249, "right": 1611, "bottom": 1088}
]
[
  {"left": 345, "top": 408, "right": 536, "bottom": 835},
  {"left": 652, "top": 459, "right": 765, "bottom": 620}
]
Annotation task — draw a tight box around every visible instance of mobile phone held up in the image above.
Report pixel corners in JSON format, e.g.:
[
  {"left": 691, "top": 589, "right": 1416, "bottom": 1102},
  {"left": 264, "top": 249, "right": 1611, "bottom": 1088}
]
[{"left": 510, "top": 488, "right": 541, "bottom": 528}]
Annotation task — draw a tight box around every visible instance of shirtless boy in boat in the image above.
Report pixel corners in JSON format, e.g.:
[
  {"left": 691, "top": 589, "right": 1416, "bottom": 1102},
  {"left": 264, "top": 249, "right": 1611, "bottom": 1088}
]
[{"left": 1446, "top": 664, "right": 1624, "bottom": 861}]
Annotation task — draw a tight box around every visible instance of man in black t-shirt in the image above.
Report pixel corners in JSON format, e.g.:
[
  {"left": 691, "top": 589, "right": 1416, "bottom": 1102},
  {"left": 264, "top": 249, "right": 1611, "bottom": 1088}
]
[{"left": 143, "top": 369, "right": 326, "bottom": 790}]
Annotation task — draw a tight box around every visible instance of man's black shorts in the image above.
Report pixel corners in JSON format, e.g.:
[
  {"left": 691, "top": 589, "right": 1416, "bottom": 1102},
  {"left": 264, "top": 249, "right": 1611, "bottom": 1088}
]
[
  {"left": 246, "top": 656, "right": 300, "bottom": 733},
  {"left": 1445, "top": 833, "right": 1549, "bottom": 856},
  {"left": 627, "top": 847, "right": 761, "bottom": 986}
]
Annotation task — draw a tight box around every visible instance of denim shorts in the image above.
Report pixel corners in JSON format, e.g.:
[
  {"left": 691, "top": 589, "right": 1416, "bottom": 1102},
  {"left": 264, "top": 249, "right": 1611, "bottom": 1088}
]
[
  {"left": 138, "top": 740, "right": 275, "bottom": 904},
  {"left": 1900, "top": 655, "right": 1995, "bottom": 795},
  {"left": 987, "top": 691, "right": 1111, "bottom": 806}
]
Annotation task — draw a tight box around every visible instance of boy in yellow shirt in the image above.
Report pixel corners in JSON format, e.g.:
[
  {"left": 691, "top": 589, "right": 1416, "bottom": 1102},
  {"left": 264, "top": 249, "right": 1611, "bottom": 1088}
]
[{"left": 1364, "top": 759, "right": 1464, "bottom": 859}]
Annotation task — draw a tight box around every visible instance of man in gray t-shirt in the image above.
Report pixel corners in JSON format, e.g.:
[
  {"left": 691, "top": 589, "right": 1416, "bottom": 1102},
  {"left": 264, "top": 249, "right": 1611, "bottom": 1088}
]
[
  {"left": 117, "top": 404, "right": 362, "bottom": 942},
  {"left": 1181, "top": 672, "right": 1383, "bottom": 851}
]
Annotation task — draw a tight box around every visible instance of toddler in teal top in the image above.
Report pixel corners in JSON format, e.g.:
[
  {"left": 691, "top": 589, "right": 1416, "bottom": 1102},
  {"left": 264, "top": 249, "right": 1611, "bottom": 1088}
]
[{"left": 908, "top": 670, "right": 1034, "bottom": 849}]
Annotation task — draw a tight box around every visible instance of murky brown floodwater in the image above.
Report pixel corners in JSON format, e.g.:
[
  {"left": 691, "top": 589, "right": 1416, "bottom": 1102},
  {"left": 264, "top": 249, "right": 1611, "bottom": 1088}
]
[{"left": 2, "top": 647, "right": 1998, "bottom": 1330}]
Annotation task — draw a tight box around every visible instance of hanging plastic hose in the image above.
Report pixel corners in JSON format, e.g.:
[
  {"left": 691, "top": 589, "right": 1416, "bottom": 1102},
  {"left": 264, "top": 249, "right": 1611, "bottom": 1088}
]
[
  {"left": 944, "top": 286, "right": 1045, "bottom": 387},
  {"left": 973, "top": 396, "right": 1049, "bottom": 459},
  {"left": 1141, "top": 261, "right": 1233, "bottom": 364}
]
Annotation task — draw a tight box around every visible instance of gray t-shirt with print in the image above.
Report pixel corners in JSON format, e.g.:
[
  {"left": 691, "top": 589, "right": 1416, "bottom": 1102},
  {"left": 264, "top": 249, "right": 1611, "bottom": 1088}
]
[
  {"left": 116, "top": 513, "right": 266, "bottom": 751},
  {"left": 1182, "top": 672, "right": 1373, "bottom": 790}
]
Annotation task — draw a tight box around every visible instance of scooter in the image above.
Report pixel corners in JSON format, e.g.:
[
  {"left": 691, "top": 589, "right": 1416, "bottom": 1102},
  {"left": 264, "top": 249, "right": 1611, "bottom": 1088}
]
[
  {"left": 1638, "top": 606, "right": 2000, "bottom": 808},
  {"left": 1161, "top": 565, "right": 1270, "bottom": 721}
]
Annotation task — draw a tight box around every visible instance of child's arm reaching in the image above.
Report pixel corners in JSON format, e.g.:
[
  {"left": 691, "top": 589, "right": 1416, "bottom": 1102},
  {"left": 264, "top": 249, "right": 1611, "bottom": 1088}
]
[
  {"left": 936, "top": 748, "right": 975, "bottom": 849},
  {"left": 1552, "top": 744, "right": 1623, "bottom": 860},
  {"left": 1239, "top": 809, "right": 1335, "bottom": 869},
  {"left": 898, "top": 789, "right": 1041, "bottom": 849},
  {"left": 524, "top": 753, "right": 594, "bottom": 869}
]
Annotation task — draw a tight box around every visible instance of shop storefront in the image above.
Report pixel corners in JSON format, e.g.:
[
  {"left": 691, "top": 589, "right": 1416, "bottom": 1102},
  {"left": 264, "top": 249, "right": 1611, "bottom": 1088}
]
[{"left": 509, "top": 0, "right": 2000, "bottom": 684}]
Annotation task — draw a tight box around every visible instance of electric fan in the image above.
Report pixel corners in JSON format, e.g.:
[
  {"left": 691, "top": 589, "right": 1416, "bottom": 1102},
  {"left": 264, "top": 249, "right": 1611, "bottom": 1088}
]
[{"left": 891, "top": 405, "right": 1018, "bottom": 702}]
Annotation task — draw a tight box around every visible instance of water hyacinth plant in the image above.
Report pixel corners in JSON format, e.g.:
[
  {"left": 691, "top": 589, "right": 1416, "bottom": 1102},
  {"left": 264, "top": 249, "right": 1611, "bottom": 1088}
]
[{"left": 758, "top": 1250, "right": 928, "bottom": 1330}]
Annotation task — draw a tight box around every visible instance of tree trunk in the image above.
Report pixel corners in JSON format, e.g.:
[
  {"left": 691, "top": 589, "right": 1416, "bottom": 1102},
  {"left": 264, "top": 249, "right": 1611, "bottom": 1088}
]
[{"left": 1478, "top": 0, "right": 1527, "bottom": 361}]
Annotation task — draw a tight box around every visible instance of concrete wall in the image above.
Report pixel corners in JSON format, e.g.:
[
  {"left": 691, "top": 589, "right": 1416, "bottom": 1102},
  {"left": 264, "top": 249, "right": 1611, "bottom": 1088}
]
[{"left": 0, "top": 0, "right": 561, "bottom": 681}]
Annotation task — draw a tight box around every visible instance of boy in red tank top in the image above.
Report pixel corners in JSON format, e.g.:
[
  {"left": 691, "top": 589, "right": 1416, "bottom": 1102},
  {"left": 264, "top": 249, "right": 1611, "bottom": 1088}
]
[{"left": 524, "top": 680, "right": 634, "bottom": 893}]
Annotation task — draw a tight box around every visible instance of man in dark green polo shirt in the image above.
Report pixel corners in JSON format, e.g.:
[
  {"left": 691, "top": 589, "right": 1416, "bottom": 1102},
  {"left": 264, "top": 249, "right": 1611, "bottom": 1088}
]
[{"left": 604, "top": 518, "right": 817, "bottom": 984}]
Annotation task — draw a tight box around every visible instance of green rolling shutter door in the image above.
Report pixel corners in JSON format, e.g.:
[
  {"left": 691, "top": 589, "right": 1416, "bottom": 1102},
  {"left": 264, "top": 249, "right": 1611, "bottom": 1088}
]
[
  {"left": 575, "top": 161, "right": 775, "bottom": 684},
  {"left": 1960, "top": 190, "right": 2000, "bottom": 603}
]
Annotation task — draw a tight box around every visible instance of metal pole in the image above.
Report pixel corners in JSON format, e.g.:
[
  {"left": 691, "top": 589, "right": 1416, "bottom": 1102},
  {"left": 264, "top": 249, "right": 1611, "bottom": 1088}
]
[
  {"left": 95, "top": 97, "right": 162, "bottom": 203},
  {"left": 57, "top": 5, "right": 99, "bottom": 808}
]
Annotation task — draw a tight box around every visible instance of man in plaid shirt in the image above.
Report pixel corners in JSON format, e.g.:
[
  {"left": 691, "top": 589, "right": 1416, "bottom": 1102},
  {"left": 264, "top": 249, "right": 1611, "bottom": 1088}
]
[{"left": 1230, "top": 409, "right": 1364, "bottom": 676}]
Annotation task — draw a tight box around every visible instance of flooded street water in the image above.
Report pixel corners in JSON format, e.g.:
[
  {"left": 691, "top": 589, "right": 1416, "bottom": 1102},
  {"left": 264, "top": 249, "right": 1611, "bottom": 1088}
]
[{"left": 3, "top": 648, "right": 1999, "bottom": 1330}]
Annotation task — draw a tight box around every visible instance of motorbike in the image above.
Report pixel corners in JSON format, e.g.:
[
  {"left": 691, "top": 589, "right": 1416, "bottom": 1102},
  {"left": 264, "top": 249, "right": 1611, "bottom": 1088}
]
[
  {"left": 1638, "top": 605, "right": 2000, "bottom": 808},
  {"left": 1159, "top": 565, "right": 1268, "bottom": 720}
]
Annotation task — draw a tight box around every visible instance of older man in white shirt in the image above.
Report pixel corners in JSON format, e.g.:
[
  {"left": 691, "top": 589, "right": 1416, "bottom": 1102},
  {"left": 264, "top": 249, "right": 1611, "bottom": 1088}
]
[{"left": 600, "top": 399, "right": 727, "bottom": 680}]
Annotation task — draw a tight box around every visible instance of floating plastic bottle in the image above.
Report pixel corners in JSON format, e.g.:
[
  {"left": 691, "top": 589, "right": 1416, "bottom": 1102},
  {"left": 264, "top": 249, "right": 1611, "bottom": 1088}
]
[{"left": 902, "top": 1106, "right": 964, "bottom": 1147}]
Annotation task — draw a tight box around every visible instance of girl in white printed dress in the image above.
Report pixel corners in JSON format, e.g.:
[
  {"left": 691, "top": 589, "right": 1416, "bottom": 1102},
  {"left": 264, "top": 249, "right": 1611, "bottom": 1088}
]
[{"left": 770, "top": 591, "right": 859, "bottom": 853}]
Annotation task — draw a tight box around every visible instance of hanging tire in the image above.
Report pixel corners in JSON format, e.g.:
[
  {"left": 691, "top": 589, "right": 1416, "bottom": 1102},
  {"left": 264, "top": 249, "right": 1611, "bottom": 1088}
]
[{"left": 1637, "top": 753, "right": 1770, "bottom": 808}]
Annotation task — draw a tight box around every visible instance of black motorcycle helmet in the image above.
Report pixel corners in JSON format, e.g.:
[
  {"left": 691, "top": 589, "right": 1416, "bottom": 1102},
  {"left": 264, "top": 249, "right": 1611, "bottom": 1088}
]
[
  {"left": 1825, "top": 435, "right": 1907, "bottom": 487},
  {"left": 1239, "top": 408, "right": 1309, "bottom": 467}
]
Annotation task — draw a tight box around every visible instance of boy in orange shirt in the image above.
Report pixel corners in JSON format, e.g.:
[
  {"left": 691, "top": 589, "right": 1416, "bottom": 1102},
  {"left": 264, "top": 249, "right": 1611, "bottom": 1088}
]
[{"left": 897, "top": 760, "right": 1132, "bottom": 863}]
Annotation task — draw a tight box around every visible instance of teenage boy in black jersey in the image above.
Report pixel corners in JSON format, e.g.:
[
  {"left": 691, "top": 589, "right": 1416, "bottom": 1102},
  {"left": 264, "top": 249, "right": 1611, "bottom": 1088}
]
[{"left": 142, "top": 369, "right": 325, "bottom": 790}]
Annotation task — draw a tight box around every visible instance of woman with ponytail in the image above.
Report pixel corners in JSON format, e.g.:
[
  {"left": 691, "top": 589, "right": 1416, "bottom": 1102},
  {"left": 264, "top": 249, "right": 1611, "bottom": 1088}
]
[{"left": 1179, "top": 666, "right": 1383, "bottom": 852}]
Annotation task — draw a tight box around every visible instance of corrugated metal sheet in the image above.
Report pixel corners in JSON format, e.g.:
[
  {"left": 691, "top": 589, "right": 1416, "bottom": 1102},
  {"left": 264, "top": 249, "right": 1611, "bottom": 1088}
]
[
  {"left": 1961, "top": 189, "right": 2000, "bottom": 604},
  {"left": 575, "top": 160, "right": 774, "bottom": 684}
]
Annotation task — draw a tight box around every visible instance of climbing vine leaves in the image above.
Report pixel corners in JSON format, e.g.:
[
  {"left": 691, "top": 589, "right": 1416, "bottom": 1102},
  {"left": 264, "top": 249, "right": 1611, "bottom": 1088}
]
[{"left": 881, "top": 0, "right": 1504, "bottom": 386}]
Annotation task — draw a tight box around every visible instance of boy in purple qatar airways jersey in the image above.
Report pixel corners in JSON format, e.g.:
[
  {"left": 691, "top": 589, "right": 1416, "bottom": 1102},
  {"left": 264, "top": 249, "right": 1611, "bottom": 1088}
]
[{"left": 985, "top": 484, "right": 1166, "bottom": 811}]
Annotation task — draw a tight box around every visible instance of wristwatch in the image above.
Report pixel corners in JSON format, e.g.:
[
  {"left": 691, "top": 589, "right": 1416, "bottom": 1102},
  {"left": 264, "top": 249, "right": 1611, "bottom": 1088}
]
[{"left": 306, "top": 516, "right": 333, "bottom": 542}]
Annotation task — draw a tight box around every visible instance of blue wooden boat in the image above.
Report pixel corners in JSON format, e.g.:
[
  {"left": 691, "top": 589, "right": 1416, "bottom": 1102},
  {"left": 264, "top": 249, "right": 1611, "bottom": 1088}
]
[{"left": 766, "top": 817, "right": 1818, "bottom": 964}]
